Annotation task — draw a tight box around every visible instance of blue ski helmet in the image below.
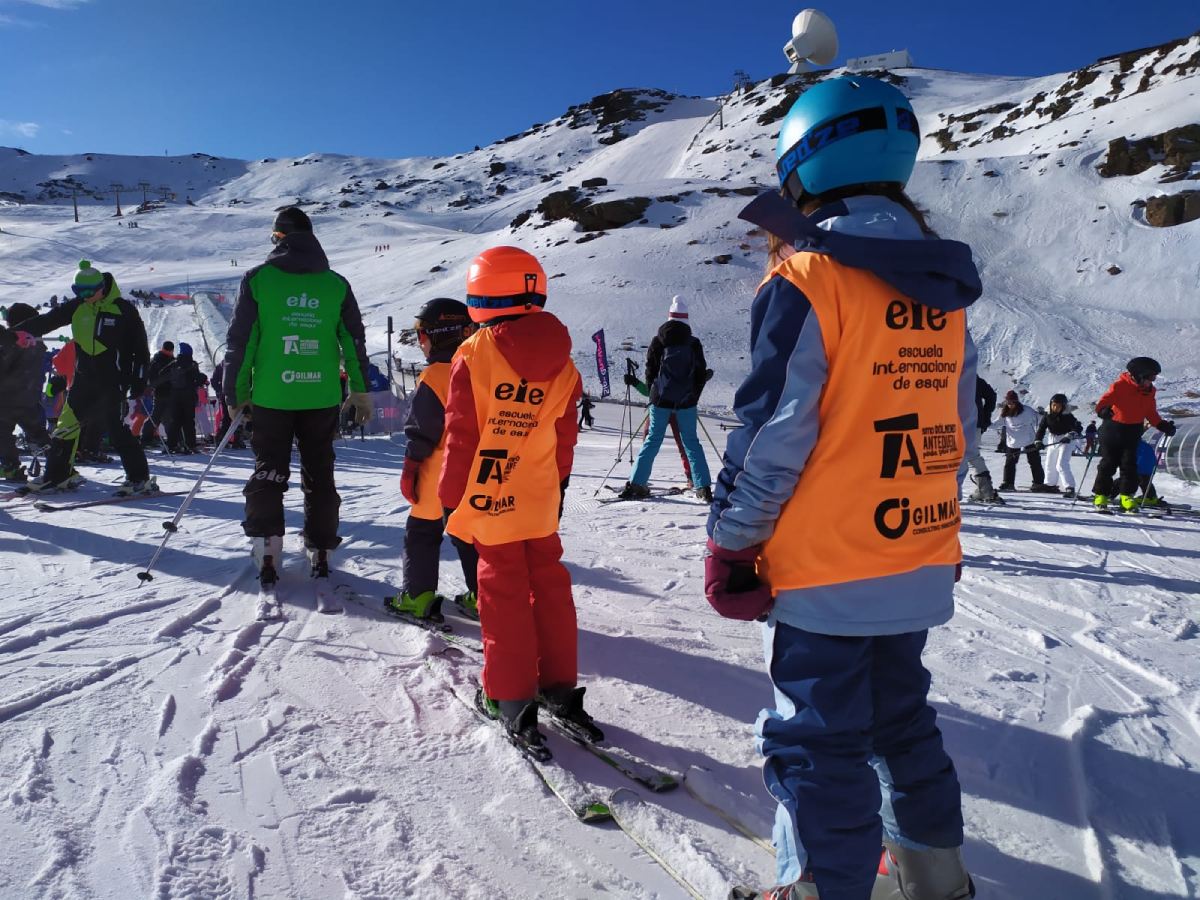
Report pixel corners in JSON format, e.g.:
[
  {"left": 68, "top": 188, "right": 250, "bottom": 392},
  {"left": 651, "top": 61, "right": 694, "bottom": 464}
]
[{"left": 775, "top": 76, "right": 920, "bottom": 202}]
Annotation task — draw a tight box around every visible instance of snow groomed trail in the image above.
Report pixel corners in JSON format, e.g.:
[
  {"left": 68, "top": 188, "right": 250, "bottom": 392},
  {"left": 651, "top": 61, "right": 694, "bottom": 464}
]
[{"left": 0, "top": 403, "right": 1198, "bottom": 899}]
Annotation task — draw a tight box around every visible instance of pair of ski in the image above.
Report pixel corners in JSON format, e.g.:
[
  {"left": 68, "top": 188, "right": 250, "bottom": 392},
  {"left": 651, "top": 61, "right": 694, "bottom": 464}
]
[
  {"left": 427, "top": 649, "right": 770, "bottom": 899},
  {"left": 382, "top": 599, "right": 484, "bottom": 655},
  {"left": 255, "top": 564, "right": 343, "bottom": 621},
  {"left": 33, "top": 488, "right": 181, "bottom": 512},
  {"left": 598, "top": 484, "right": 692, "bottom": 504}
]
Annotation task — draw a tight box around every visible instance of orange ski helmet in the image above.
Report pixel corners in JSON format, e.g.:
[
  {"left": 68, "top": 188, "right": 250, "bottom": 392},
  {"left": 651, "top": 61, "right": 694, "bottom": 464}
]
[{"left": 465, "top": 246, "right": 547, "bottom": 323}]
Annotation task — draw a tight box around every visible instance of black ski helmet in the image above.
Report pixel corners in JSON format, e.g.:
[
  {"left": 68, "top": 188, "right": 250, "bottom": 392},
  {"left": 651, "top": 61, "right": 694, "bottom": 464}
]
[
  {"left": 272, "top": 206, "right": 313, "bottom": 238},
  {"left": 414, "top": 297, "right": 471, "bottom": 349},
  {"left": 4, "top": 302, "right": 38, "bottom": 328},
  {"left": 1126, "top": 357, "right": 1161, "bottom": 382},
  {"left": 1050, "top": 393, "right": 1068, "bottom": 407}
]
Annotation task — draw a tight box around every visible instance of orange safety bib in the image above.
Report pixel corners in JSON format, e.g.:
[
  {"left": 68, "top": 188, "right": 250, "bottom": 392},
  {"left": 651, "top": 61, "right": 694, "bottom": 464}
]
[
  {"left": 412, "top": 362, "right": 451, "bottom": 520},
  {"left": 760, "top": 252, "right": 967, "bottom": 592},
  {"left": 445, "top": 328, "right": 578, "bottom": 546}
]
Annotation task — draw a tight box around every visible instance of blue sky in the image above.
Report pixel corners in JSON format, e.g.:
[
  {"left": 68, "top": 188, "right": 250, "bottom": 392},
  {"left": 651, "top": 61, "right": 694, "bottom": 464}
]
[{"left": 0, "top": 0, "right": 1195, "bottom": 159}]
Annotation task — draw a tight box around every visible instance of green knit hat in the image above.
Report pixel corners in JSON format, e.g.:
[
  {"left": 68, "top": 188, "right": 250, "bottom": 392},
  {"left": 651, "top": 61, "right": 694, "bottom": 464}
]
[{"left": 72, "top": 260, "right": 104, "bottom": 296}]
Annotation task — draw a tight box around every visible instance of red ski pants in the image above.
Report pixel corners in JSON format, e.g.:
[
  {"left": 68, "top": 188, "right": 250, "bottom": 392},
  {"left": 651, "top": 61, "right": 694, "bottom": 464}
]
[{"left": 475, "top": 532, "right": 578, "bottom": 702}]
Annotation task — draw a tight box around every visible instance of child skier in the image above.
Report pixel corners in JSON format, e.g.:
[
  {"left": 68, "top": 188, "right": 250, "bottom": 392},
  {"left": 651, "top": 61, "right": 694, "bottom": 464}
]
[
  {"left": 996, "top": 390, "right": 1051, "bottom": 491},
  {"left": 439, "top": 246, "right": 600, "bottom": 759},
  {"left": 1034, "top": 393, "right": 1083, "bottom": 498},
  {"left": 1091, "top": 357, "right": 1176, "bottom": 511},
  {"left": 709, "top": 77, "right": 977, "bottom": 899},
  {"left": 1135, "top": 428, "right": 1166, "bottom": 509},
  {"left": 577, "top": 393, "right": 595, "bottom": 429},
  {"left": 385, "top": 298, "right": 480, "bottom": 622},
  {"left": 963, "top": 375, "right": 1002, "bottom": 503}
]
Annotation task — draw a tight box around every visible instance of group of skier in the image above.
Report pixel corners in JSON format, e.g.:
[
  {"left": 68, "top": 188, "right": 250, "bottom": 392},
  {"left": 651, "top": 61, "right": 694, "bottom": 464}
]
[
  {"left": 1, "top": 72, "right": 1191, "bottom": 900},
  {"left": 965, "top": 361, "right": 1176, "bottom": 511}
]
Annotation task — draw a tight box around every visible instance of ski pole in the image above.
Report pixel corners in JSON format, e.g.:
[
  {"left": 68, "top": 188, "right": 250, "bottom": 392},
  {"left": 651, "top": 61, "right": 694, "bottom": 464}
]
[
  {"left": 594, "top": 411, "right": 650, "bottom": 496},
  {"left": 696, "top": 416, "right": 723, "bottom": 460},
  {"left": 1072, "top": 442, "right": 1099, "bottom": 508},
  {"left": 137, "top": 409, "right": 246, "bottom": 584}
]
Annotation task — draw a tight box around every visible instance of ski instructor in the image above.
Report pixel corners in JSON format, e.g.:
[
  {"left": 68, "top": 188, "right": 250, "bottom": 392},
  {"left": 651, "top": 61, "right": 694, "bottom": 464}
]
[{"left": 222, "top": 207, "right": 372, "bottom": 581}]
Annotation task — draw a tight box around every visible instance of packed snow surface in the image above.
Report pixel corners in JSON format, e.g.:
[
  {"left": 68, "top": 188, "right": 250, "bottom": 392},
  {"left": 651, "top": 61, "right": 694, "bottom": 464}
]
[{"left": 1, "top": 35, "right": 1199, "bottom": 899}]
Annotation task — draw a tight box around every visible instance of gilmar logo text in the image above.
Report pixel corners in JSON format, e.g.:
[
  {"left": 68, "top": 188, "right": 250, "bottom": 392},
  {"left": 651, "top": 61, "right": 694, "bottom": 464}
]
[
  {"left": 286, "top": 293, "right": 320, "bottom": 309},
  {"left": 281, "top": 370, "right": 323, "bottom": 384}
]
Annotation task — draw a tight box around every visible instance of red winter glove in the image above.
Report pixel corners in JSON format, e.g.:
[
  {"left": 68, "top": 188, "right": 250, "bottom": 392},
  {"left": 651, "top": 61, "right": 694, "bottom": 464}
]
[
  {"left": 704, "top": 539, "right": 773, "bottom": 621},
  {"left": 400, "top": 457, "right": 419, "bottom": 504}
]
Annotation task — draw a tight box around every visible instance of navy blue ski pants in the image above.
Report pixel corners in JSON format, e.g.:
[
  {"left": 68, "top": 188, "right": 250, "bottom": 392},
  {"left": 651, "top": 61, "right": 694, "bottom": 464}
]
[{"left": 759, "top": 622, "right": 963, "bottom": 899}]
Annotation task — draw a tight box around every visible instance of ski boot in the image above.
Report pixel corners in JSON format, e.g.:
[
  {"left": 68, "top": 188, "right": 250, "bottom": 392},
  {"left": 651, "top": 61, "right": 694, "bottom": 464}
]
[
  {"left": 695, "top": 485, "right": 714, "bottom": 503},
  {"left": 881, "top": 842, "right": 976, "bottom": 899},
  {"left": 385, "top": 590, "right": 444, "bottom": 623},
  {"left": 1118, "top": 493, "right": 1141, "bottom": 512},
  {"left": 1062, "top": 488, "right": 1075, "bottom": 499},
  {"left": 0, "top": 463, "right": 26, "bottom": 483},
  {"left": 1093, "top": 494, "right": 1111, "bottom": 514},
  {"left": 732, "top": 848, "right": 897, "bottom": 899},
  {"left": 475, "top": 689, "right": 551, "bottom": 762},
  {"left": 114, "top": 475, "right": 158, "bottom": 497},
  {"left": 967, "top": 474, "right": 1004, "bottom": 504},
  {"left": 537, "top": 685, "right": 605, "bottom": 743},
  {"left": 1029, "top": 483, "right": 1059, "bottom": 493},
  {"left": 252, "top": 535, "right": 284, "bottom": 577},
  {"left": 308, "top": 547, "right": 330, "bottom": 579},
  {"left": 453, "top": 590, "right": 479, "bottom": 620},
  {"left": 996, "top": 481, "right": 1016, "bottom": 493},
  {"left": 24, "top": 470, "right": 83, "bottom": 494},
  {"left": 616, "top": 482, "right": 651, "bottom": 500}
]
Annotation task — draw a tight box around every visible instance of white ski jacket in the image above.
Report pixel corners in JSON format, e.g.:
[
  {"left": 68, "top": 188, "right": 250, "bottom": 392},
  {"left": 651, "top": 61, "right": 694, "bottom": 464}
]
[{"left": 998, "top": 405, "right": 1039, "bottom": 449}]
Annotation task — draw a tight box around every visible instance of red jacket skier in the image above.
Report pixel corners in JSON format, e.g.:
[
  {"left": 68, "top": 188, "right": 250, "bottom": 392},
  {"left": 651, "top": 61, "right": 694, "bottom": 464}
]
[{"left": 438, "top": 245, "right": 599, "bottom": 759}]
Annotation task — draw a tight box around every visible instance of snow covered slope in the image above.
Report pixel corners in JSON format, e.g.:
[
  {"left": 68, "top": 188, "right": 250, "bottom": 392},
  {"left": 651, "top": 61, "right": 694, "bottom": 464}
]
[
  {"left": 0, "top": 32, "right": 1199, "bottom": 900},
  {"left": 2, "top": 33, "right": 1198, "bottom": 412}
]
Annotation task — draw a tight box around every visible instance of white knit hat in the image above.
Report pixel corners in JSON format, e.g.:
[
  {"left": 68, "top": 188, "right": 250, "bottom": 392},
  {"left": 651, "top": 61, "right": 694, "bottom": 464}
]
[{"left": 668, "top": 295, "right": 688, "bottom": 319}]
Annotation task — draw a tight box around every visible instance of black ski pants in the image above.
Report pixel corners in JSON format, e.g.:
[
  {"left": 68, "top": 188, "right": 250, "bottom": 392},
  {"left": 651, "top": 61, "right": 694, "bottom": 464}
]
[
  {"left": 243, "top": 405, "right": 342, "bottom": 550},
  {"left": 1002, "top": 445, "right": 1044, "bottom": 487},
  {"left": 0, "top": 404, "right": 49, "bottom": 467},
  {"left": 1092, "top": 420, "right": 1142, "bottom": 498},
  {"left": 45, "top": 383, "right": 148, "bottom": 483},
  {"left": 165, "top": 396, "right": 197, "bottom": 452},
  {"left": 402, "top": 513, "right": 479, "bottom": 598}
]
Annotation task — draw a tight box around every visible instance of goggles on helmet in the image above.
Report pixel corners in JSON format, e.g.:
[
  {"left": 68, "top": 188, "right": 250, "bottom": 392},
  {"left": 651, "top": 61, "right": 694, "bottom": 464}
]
[{"left": 72, "top": 282, "right": 102, "bottom": 298}]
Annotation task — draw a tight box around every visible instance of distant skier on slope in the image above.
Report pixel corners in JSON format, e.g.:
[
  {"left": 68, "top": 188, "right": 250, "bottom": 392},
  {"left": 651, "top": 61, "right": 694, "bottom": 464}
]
[
  {"left": 1090, "top": 357, "right": 1175, "bottom": 512},
  {"left": 616, "top": 295, "right": 713, "bottom": 502},
  {"left": 21, "top": 261, "right": 155, "bottom": 496},
  {"left": 707, "top": 77, "right": 977, "bottom": 899},
  {"left": 142, "top": 340, "right": 175, "bottom": 448},
  {"left": 163, "top": 343, "right": 207, "bottom": 454},
  {"left": 438, "top": 246, "right": 601, "bottom": 760},
  {"left": 1034, "top": 393, "right": 1084, "bottom": 498},
  {"left": 222, "top": 207, "right": 372, "bottom": 587},
  {"left": 996, "top": 390, "right": 1051, "bottom": 492},
  {"left": 385, "top": 297, "right": 480, "bottom": 622}
]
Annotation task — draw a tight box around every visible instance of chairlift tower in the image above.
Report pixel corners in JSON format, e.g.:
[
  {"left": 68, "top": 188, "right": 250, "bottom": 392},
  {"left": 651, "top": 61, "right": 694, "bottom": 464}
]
[{"left": 782, "top": 9, "right": 838, "bottom": 74}]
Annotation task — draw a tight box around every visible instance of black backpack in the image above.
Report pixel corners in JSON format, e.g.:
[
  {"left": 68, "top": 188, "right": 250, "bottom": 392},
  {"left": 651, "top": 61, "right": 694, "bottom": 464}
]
[{"left": 653, "top": 341, "right": 696, "bottom": 408}]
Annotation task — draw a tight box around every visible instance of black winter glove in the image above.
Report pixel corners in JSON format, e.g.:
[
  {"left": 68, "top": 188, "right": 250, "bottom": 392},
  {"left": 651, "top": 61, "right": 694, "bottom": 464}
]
[
  {"left": 1033, "top": 441, "right": 1044, "bottom": 451},
  {"left": 623, "top": 372, "right": 639, "bottom": 387},
  {"left": 1157, "top": 419, "right": 1177, "bottom": 437},
  {"left": 1096, "top": 406, "right": 1114, "bottom": 420}
]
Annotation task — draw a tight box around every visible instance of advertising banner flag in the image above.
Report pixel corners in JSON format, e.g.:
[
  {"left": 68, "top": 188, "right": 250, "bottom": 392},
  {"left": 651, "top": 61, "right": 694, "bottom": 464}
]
[{"left": 592, "top": 329, "right": 611, "bottom": 398}]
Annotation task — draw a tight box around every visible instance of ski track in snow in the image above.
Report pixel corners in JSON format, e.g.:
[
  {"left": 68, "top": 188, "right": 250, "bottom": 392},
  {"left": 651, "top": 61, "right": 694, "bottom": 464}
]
[{"left": 3, "top": 49, "right": 1200, "bottom": 893}]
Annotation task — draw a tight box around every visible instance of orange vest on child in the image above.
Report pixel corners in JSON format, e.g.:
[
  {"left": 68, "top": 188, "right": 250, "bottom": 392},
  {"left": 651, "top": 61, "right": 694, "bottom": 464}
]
[
  {"left": 412, "top": 362, "right": 451, "bottom": 520},
  {"left": 445, "top": 328, "right": 578, "bottom": 546},
  {"left": 760, "top": 252, "right": 967, "bottom": 592}
]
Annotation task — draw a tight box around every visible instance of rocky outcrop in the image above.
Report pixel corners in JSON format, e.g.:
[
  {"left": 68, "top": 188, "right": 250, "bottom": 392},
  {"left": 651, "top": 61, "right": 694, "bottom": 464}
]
[
  {"left": 1143, "top": 190, "right": 1200, "bottom": 227},
  {"left": 1098, "top": 124, "right": 1200, "bottom": 177}
]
